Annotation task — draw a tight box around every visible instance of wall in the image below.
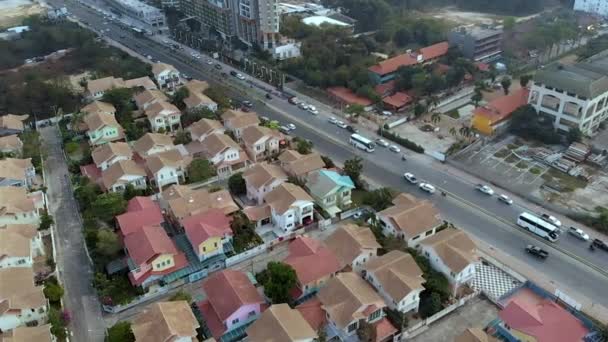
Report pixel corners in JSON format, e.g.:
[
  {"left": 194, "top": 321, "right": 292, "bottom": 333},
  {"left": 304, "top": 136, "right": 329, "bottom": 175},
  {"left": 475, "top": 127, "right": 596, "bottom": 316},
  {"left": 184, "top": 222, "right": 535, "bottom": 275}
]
[
  {"left": 225, "top": 303, "right": 261, "bottom": 331},
  {"left": 199, "top": 236, "right": 222, "bottom": 258},
  {"left": 151, "top": 253, "right": 175, "bottom": 271}
]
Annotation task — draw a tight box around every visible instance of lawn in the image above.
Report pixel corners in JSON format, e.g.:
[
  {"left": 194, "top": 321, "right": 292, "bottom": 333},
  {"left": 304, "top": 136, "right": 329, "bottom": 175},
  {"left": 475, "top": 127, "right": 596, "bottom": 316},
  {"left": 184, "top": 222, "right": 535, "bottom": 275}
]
[
  {"left": 493, "top": 149, "right": 510, "bottom": 158},
  {"left": 351, "top": 189, "right": 370, "bottom": 207},
  {"left": 530, "top": 167, "right": 542, "bottom": 175},
  {"left": 541, "top": 168, "right": 587, "bottom": 192},
  {"left": 516, "top": 161, "right": 528, "bottom": 169},
  {"left": 504, "top": 154, "right": 520, "bottom": 164}
]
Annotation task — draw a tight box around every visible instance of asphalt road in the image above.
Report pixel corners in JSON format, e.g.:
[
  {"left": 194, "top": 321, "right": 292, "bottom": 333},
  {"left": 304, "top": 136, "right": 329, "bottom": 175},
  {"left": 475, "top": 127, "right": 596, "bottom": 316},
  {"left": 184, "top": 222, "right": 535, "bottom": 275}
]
[
  {"left": 41, "top": 125, "right": 106, "bottom": 342},
  {"left": 52, "top": 0, "right": 608, "bottom": 308}
]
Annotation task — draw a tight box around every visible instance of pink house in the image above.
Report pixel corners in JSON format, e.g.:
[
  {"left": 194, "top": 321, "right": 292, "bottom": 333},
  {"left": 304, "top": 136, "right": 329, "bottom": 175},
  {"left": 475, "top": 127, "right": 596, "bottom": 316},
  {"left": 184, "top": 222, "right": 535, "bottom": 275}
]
[{"left": 197, "top": 270, "right": 266, "bottom": 340}]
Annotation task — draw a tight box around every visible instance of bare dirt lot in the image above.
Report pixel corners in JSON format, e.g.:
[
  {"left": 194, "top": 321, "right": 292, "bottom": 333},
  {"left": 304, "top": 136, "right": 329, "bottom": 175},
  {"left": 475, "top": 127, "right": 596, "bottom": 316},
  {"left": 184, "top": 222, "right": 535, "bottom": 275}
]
[
  {"left": 0, "top": 0, "right": 46, "bottom": 28},
  {"left": 428, "top": 7, "right": 544, "bottom": 26}
]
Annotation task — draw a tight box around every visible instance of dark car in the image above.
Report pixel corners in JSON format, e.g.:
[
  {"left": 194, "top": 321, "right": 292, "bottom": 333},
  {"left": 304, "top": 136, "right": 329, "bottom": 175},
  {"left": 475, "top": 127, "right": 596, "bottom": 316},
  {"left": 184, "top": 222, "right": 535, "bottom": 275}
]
[
  {"left": 265, "top": 93, "right": 272, "bottom": 100},
  {"left": 525, "top": 245, "right": 549, "bottom": 259},
  {"left": 230, "top": 70, "right": 238, "bottom": 77},
  {"left": 346, "top": 125, "right": 359, "bottom": 133},
  {"left": 592, "top": 238, "right": 608, "bottom": 252}
]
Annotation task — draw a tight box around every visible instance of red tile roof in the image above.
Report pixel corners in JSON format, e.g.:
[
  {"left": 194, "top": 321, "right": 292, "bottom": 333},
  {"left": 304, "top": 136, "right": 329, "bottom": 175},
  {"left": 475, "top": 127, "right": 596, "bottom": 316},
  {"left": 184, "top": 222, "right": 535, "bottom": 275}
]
[
  {"left": 419, "top": 41, "right": 449, "bottom": 61},
  {"left": 475, "top": 88, "right": 530, "bottom": 125},
  {"left": 123, "top": 225, "right": 180, "bottom": 265},
  {"left": 285, "top": 237, "right": 341, "bottom": 286},
  {"left": 201, "top": 270, "right": 264, "bottom": 323},
  {"left": 374, "top": 80, "right": 396, "bottom": 97},
  {"left": 369, "top": 41, "right": 448, "bottom": 76},
  {"left": 197, "top": 300, "right": 226, "bottom": 339},
  {"left": 126, "top": 196, "right": 156, "bottom": 212},
  {"left": 499, "top": 298, "right": 589, "bottom": 342},
  {"left": 373, "top": 318, "right": 398, "bottom": 342},
  {"left": 327, "top": 87, "right": 373, "bottom": 106},
  {"left": 296, "top": 298, "right": 326, "bottom": 332},
  {"left": 383, "top": 92, "right": 413, "bottom": 109},
  {"left": 181, "top": 208, "right": 233, "bottom": 248},
  {"left": 116, "top": 199, "right": 164, "bottom": 237},
  {"left": 80, "top": 163, "right": 103, "bottom": 186}
]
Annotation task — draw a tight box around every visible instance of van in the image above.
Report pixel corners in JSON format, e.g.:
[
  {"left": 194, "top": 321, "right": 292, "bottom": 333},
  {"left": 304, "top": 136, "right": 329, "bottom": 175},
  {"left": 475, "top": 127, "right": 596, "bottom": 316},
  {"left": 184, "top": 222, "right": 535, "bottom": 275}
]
[{"left": 279, "top": 126, "right": 290, "bottom": 135}]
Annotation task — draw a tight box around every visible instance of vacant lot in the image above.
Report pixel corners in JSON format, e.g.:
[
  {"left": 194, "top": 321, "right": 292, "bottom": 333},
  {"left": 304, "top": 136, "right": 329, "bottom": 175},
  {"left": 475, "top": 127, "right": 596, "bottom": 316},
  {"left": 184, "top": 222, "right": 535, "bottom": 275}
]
[{"left": 0, "top": 0, "right": 45, "bottom": 28}]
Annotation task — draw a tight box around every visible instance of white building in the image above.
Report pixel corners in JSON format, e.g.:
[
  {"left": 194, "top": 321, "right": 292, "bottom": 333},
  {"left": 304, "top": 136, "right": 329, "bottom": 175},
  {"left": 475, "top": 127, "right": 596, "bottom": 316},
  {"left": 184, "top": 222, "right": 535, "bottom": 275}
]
[
  {"left": 241, "top": 125, "right": 282, "bottom": 163},
  {"left": 144, "top": 101, "right": 182, "bottom": 132},
  {"left": 242, "top": 162, "right": 287, "bottom": 205},
  {"left": 0, "top": 224, "right": 45, "bottom": 269},
  {"left": 152, "top": 62, "right": 181, "bottom": 89},
  {"left": 110, "top": 0, "right": 165, "bottom": 30},
  {"left": 132, "top": 133, "right": 176, "bottom": 159},
  {"left": 0, "top": 188, "right": 41, "bottom": 226},
  {"left": 91, "top": 142, "right": 133, "bottom": 171},
  {"left": 145, "top": 149, "right": 192, "bottom": 189},
  {"left": 574, "top": 0, "right": 608, "bottom": 16},
  {"left": 186, "top": 133, "right": 249, "bottom": 178},
  {"left": 264, "top": 183, "right": 314, "bottom": 232},
  {"left": 101, "top": 160, "right": 147, "bottom": 192},
  {"left": 0, "top": 158, "right": 36, "bottom": 189},
  {"left": 0, "top": 267, "right": 48, "bottom": 332},
  {"left": 324, "top": 223, "right": 380, "bottom": 274}
]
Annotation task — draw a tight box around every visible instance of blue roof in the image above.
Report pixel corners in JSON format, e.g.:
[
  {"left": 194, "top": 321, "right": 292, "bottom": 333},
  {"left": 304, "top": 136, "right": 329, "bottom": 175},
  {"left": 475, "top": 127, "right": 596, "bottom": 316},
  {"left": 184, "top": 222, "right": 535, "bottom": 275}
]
[{"left": 321, "top": 170, "right": 355, "bottom": 188}]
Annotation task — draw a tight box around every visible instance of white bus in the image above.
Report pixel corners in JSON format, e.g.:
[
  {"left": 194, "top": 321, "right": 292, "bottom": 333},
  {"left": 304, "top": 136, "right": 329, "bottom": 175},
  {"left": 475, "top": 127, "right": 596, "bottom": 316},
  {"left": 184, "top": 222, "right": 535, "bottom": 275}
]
[
  {"left": 517, "top": 212, "right": 560, "bottom": 242},
  {"left": 350, "top": 134, "right": 375, "bottom": 152}
]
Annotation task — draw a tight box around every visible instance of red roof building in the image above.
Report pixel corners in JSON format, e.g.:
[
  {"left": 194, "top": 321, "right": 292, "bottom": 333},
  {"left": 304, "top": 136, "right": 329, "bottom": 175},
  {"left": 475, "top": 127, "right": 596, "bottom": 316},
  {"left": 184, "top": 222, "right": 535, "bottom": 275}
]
[
  {"left": 499, "top": 298, "right": 589, "bottom": 342},
  {"left": 327, "top": 87, "right": 374, "bottom": 107},
  {"left": 472, "top": 88, "right": 530, "bottom": 135},
  {"left": 382, "top": 92, "right": 413, "bottom": 112},
  {"left": 180, "top": 208, "right": 233, "bottom": 261},
  {"left": 369, "top": 41, "right": 449, "bottom": 83},
  {"left": 116, "top": 196, "right": 164, "bottom": 237},
  {"left": 296, "top": 298, "right": 327, "bottom": 332}
]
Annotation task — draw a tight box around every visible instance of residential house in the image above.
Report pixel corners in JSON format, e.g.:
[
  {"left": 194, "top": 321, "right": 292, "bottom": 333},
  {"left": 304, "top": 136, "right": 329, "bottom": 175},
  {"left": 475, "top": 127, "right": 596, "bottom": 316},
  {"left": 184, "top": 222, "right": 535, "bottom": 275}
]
[
  {"left": 134, "top": 89, "right": 169, "bottom": 111},
  {"left": 181, "top": 208, "right": 233, "bottom": 262},
  {"left": 152, "top": 62, "right": 180, "bottom": 89},
  {"left": 318, "top": 272, "right": 395, "bottom": 341},
  {"left": 278, "top": 150, "right": 325, "bottom": 181},
  {"left": 0, "top": 114, "right": 28, "bottom": 137},
  {"left": 131, "top": 301, "right": 199, "bottom": 342},
  {"left": 221, "top": 110, "right": 260, "bottom": 141},
  {"left": 124, "top": 76, "right": 158, "bottom": 91},
  {"left": 264, "top": 183, "right": 314, "bottom": 232},
  {"left": 197, "top": 270, "right": 265, "bottom": 341},
  {"left": 363, "top": 250, "right": 425, "bottom": 314},
  {"left": 144, "top": 149, "right": 192, "bottom": 189},
  {"left": 80, "top": 100, "right": 116, "bottom": 117},
  {"left": 327, "top": 87, "right": 374, "bottom": 107},
  {"left": 455, "top": 328, "right": 498, "bottom": 342},
  {"left": 186, "top": 133, "right": 249, "bottom": 178},
  {"left": 183, "top": 80, "right": 218, "bottom": 112},
  {"left": 242, "top": 205, "right": 272, "bottom": 229},
  {"left": 295, "top": 298, "right": 328, "bottom": 334},
  {"left": 0, "top": 324, "right": 54, "bottom": 342},
  {"left": 0, "top": 187, "right": 40, "bottom": 225},
  {"left": 123, "top": 224, "right": 188, "bottom": 289},
  {"left": 418, "top": 228, "right": 478, "bottom": 293},
  {"left": 472, "top": 88, "right": 530, "bottom": 135},
  {"left": 86, "top": 76, "right": 126, "bottom": 99},
  {"left": 324, "top": 223, "right": 380, "bottom": 273},
  {"left": 242, "top": 162, "right": 287, "bottom": 205},
  {"left": 91, "top": 142, "right": 133, "bottom": 171},
  {"left": 246, "top": 304, "right": 317, "bottom": 342},
  {"left": 132, "top": 133, "right": 176, "bottom": 159},
  {"left": 187, "top": 118, "right": 224, "bottom": 142},
  {"left": 0, "top": 267, "right": 47, "bottom": 332},
  {"left": 376, "top": 193, "right": 443, "bottom": 247},
  {"left": 101, "top": 160, "right": 147, "bottom": 192},
  {"left": 83, "top": 112, "right": 125, "bottom": 146},
  {"left": 0, "top": 135, "right": 23, "bottom": 155},
  {"left": 116, "top": 196, "right": 165, "bottom": 238},
  {"left": 284, "top": 236, "right": 341, "bottom": 301},
  {"left": 145, "top": 101, "right": 182, "bottom": 132},
  {"left": 161, "top": 185, "right": 239, "bottom": 223},
  {"left": 0, "top": 224, "right": 44, "bottom": 269},
  {"left": 0, "top": 158, "right": 36, "bottom": 189},
  {"left": 306, "top": 169, "right": 354, "bottom": 218},
  {"left": 241, "top": 126, "right": 282, "bottom": 163}
]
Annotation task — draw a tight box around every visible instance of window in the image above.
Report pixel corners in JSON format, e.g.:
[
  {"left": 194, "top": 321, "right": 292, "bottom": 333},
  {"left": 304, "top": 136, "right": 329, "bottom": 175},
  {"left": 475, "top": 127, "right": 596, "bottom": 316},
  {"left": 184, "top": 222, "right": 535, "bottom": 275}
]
[
  {"left": 214, "top": 242, "right": 218, "bottom": 247},
  {"left": 425, "top": 230, "right": 434, "bottom": 236},
  {"left": 347, "top": 322, "right": 358, "bottom": 332},
  {"left": 203, "top": 246, "right": 206, "bottom": 252},
  {"left": 368, "top": 309, "right": 382, "bottom": 322},
  {"left": 248, "top": 310, "right": 256, "bottom": 316},
  {"left": 156, "top": 263, "right": 161, "bottom": 268},
  {"left": 232, "top": 318, "right": 239, "bottom": 325}
]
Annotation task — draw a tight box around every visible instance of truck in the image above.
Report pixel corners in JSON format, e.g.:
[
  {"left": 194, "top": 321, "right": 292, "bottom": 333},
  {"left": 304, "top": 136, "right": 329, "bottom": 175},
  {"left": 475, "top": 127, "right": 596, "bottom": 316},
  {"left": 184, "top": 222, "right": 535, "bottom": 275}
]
[
  {"left": 525, "top": 245, "right": 549, "bottom": 259},
  {"left": 592, "top": 238, "right": 608, "bottom": 252}
]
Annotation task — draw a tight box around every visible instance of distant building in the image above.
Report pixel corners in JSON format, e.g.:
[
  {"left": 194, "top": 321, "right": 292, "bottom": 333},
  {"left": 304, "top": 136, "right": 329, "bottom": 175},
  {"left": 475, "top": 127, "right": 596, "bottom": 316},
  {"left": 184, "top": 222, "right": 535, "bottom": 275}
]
[
  {"left": 448, "top": 26, "right": 502, "bottom": 61},
  {"left": 574, "top": 0, "right": 608, "bottom": 16},
  {"left": 472, "top": 87, "right": 530, "bottom": 135},
  {"left": 108, "top": 0, "right": 166, "bottom": 31}
]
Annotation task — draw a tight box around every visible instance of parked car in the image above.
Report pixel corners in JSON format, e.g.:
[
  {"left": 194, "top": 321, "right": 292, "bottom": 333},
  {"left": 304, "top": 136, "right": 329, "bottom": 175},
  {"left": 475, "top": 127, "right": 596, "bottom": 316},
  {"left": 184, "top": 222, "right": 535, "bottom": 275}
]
[
  {"left": 242, "top": 100, "right": 253, "bottom": 108},
  {"left": 592, "top": 238, "right": 608, "bottom": 252},
  {"left": 286, "top": 123, "right": 296, "bottom": 131},
  {"left": 375, "top": 138, "right": 389, "bottom": 147},
  {"left": 525, "top": 245, "right": 549, "bottom": 259},
  {"left": 288, "top": 97, "right": 300, "bottom": 105},
  {"left": 346, "top": 125, "right": 358, "bottom": 133},
  {"left": 540, "top": 213, "right": 561, "bottom": 227},
  {"left": 308, "top": 107, "right": 319, "bottom": 115},
  {"left": 236, "top": 73, "right": 246, "bottom": 80},
  {"left": 279, "top": 126, "right": 291, "bottom": 135},
  {"left": 381, "top": 110, "right": 393, "bottom": 116},
  {"left": 298, "top": 102, "right": 309, "bottom": 110},
  {"left": 260, "top": 116, "right": 270, "bottom": 122},
  {"left": 336, "top": 121, "right": 348, "bottom": 129},
  {"left": 475, "top": 184, "right": 494, "bottom": 195},
  {"left": 214, "top": 63, "right": 222, "bottom": 70},
  {"left": 389, "top": 145, "right": 401, "bottom": 153},
  {"left": 403, "top": 173, "right": 418, "bottom": 184},
  {"left": 418, "top": 182, "right": 435, "bottom": 194},
  {"left": 497, "top": 194, "right": 513, "bottom": 205},
  {"left": 568, "top": 227, "right": 590, "bottom": 241},
  {"left": 230, "top": 70, "right": 238, "bottom": 77},
  {"left": 328, "top": 117, "right": 338, "bottom": 124}
]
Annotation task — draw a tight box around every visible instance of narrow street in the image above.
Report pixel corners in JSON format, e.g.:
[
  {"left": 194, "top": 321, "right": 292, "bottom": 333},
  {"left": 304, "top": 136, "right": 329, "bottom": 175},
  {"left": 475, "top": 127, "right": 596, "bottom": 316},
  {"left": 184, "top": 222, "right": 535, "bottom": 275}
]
[{"left": 41, "top": 125, "right": 106, "bottom": 342}]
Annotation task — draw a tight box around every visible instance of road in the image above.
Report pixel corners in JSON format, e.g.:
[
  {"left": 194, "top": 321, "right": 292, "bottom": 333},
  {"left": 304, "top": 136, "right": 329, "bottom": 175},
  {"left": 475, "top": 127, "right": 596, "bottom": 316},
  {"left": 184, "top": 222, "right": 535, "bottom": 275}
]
[
  {"left": 41, "top": 125, "right": 106, "bottom": 342},
  {"left": 52, "top": 0, "right": 608, "bottom": 309}
]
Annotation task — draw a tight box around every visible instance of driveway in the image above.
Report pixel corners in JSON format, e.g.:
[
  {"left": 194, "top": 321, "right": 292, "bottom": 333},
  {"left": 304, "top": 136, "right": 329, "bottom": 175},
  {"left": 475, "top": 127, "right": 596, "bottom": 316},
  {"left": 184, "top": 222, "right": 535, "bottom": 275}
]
[{"left": 41, "top": 125, "right": 106, "bottom": 341}]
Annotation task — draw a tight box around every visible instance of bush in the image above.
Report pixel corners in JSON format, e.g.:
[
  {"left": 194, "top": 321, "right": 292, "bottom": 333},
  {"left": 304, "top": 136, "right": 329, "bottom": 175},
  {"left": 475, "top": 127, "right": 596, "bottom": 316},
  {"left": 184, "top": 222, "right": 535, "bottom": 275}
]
[
  {"left": 377, "top": 128, "right": 425, "bottom": 153},
  {"left": 447, "top": 110, "right": 460, "bottom": 119},
  {"left": 169, "top": 290, "right": 192, "bottom": 303}
]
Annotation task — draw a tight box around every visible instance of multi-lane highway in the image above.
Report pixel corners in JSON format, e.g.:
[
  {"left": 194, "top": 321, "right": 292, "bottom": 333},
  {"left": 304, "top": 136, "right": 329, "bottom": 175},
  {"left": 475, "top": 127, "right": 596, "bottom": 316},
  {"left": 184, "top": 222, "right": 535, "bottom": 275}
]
[{"left": 54, "top": 0, "right": 608, "bottom": 311}]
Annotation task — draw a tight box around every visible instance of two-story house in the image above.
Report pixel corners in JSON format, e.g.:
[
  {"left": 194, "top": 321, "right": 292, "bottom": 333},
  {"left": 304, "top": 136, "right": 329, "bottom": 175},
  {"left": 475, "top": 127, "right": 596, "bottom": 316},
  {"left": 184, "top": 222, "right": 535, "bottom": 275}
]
[
  {"left": 131, "top": 301, "right": 200, "bottom": 341},
  {"left": 183, "top": 80, "right": 218, "bottom": 112},
  {"left": 152, "top": 62, "right": 181, "bottom": 89},
  {"left": 325, "top": 223, "right": 380, "bottom": 274},
  {"left": 306, "top": 169, "right": 355, "bottom": 218},
  {"left": 285, "top": 236, "right": 341, "bottom": 302},
  {"left": 132, "top": 133, "right": 176, "bottom": 159},
  {"left": 0, "top": 267, "right": 47, "bottom": 332},
  {"left": 181, "top": 208, "right": 232, "bottom": 262},
  {"left": 318, "top": 272, "right": 396, "bottom": 342},
  {"left": 101, "top": 160, "right": 147, "bottom": 192},
  {"left": 144, "top": 149, "right": 192, "bottom": 190},
  {"left": 85, "top": 76, "right": 126, "bottom": 99},
  {"left": 241, "top": 126, "right": 282, "bottom": 162},
  {"left": 0, "top": 187, "right": 40, "bottom": 225},
  {"left": 278, "top": 150, "right": 325, "bottom": 181},
  {"left": 186, "top": 133, "right": 249, "bottom": 178},
  {"left": 247, "top": 304, "right": 317, "bottom": 342},
  {"left": 80, "top": 100, "right": 116, "bottom": 117},
  {"left": 242, "top": 162, "right": 287, "bottom": 205},
  {"left": 161, "top": 185, "right": 239, "bottom": 223},
  {"left": 116, "top": 197, "right": 165, "bottom": 238},
  {"left": 0, "top": 158, "right": 36, "bottom": 189},
  {"left": 264, "top": 183, "right": 314, "bottom": 232},
  {"left": 0, "top": 224, "right": 44, "bottom": 269},
  {"left": 198, "top": 270, "right": 266, "bottom": 341},
  {"left": 221, "top": 110, "right": 260, "bottom": 141},
  {"left": 363, "top": 250, "right": 425, "bottom": 314},
  {"left": 0, "top": 134, "right": 23, "bottom": 155},
  {"left": 83, "top": 111, "right": 125, "bottom": 146},
  {"left": 187, "top": 118, "right": 224, "bottom": 142},
  {"left": 419, "top": 228, "right": 478, "bottom": 294},
  {"left": 145, "top": 101, "right": 182, "bottom": 132},
  {"left": 0, "top": 114, "right": 28, "bottom": 137},
  {"left": 91, "top": 142, "right": 133, "bottom": 171},
  {"left": 134, "top": 89, "right": 169, "bottom": 111},
  {"left": 376, "top": 193, "right": 443, "bottom": 247}
]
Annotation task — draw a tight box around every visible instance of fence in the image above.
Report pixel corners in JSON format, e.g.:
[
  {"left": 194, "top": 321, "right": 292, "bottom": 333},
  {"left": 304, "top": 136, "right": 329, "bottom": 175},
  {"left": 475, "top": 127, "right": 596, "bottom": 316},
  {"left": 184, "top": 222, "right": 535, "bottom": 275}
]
[{"left": 102, "top": 279, "right": 185, "bottom": 313}]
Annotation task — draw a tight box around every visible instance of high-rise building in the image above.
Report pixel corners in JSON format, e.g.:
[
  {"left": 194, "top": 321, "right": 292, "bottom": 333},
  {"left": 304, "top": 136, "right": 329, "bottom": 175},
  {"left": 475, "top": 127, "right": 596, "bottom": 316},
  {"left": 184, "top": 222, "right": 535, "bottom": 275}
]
[
  {"left": 447, "top": 26, "right": 503, "bottom": 61},
  {"left": 574, "top": 0, "right": 608, "bottom": 16}
]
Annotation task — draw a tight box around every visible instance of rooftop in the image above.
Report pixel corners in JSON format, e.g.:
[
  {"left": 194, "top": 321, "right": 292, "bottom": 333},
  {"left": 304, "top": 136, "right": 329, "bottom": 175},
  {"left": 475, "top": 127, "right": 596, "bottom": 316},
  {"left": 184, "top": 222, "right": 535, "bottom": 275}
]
[
  {"left": 116, "top": 196, "right": 164, "bottom": 237},
  {"left": 324, "top": 223, "right": 381, "bottom": 268},
  {"left": 327, "top": 87, "right": 373, "bottom": 106},
  {"left": 0, "top": 187, "right": 35, "bottom": 214},
  {"left": 0, "top": 267, "right": 46, "bottom": 312},
  {"left": 302, "top": 15, "right": 353, "bottom": 27},
  {"left": 246, "top": 304, "right": 317, "bottom": 342},
  {"left": 131, "top": 301, "right": 199, "bottom": 342},
  {"left": 0, "top": 224, "right": 38, "bottom": 259},
  {"left": 364, "top": 250, "right": 425, "bottom": 301},
  {"left": 91, "top": 142, "right": 133, "bottom": 167},
  {"left": 475, "top": 87, "right": 530, "bottom": 124},
  {"left": 163, "top": 185, "right": 239, "bottom": 219},
  {"left": 1, "top": 324, "right": 53, "bottom": 342},
  {"left": 264, "top": 183, "right": 313, "bottom": 215},
  {"left": 534, "top": 53, "right": 608, "bottom": 98},
  {"left": 181, "top": 208, "right": 233, "bottom": 247},
  {"left": 132, "top": 133, "right": 175, "bottom": 157},
  {"left": 378, "top": 195, "right": 442, "bottom": 237},
  {"left": 278, "top": 150, "right": 325, "bottom": 177},
  {"left": 243, "top": 162, "right": 287, "bottom": 190},
  {"left": 101, "top": 159, "right": 146, "bottom": 190},
  {"left": 285, "top": 236, "right": 341, "bottom": 286},
  {"left": 420, "top": 228, "right": 477, "bottom": 273},
  {"left": 123, "top": 225, "right": 181, "bottom": 266}
]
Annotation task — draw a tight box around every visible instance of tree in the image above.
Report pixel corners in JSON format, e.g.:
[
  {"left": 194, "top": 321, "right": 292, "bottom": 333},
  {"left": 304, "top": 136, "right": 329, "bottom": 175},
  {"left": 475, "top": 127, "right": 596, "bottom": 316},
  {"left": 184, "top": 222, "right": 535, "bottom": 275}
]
[
  {"left": 263, "top": 261, "right": 297, "bottom": 304},
  {"left": 500, "top": 77, "right": 511, "bottom": 95},
  {"left": 488, "top": 64, "right": 498, "bottom": 83},
  {"left": 49, "top": 307, "right": 68, "bottom": 340},
  {"left": 122, "top": 184, "right": 141, "bottom": 201},
  {"left": 519, "top": 74, "right": 532, "bottom": 88},
  {"left": 43, "top": 281, "right": 64, "bottom": 303},
  {"left": 90, "top": 193, "right": 127, "bottom": 222},
  {"left": 471, "top": 89, "right": 483, "bottom": 107},
  {"left": 419, "top": 292, "right": 442, "bottom": 318},
  {"left": 181, "top": 107, "right": 216, "bottom": 127},
  {"left": 510, "top": 105, "right": 562, "bottom": 144},
  {"left": 204, "top": 87, "right": 232, "bottom": 109},
  {"left": 96, "top": 229, "right": 122, "bottom": 259},
  {"left": 393, "top": 27, "right": 412, "bottom": 47},
  {"left": 294, "top": 137, "right": 313, "bottom": 154},
  {"left": 362, "top": 188, "right": 394, "bottom": 211},
  {"left": 169, "top": 290, "right": 192, "bottom": 302},
  {"left": 503, "top": 16, "right": 516, "bottom": 30},
  {"left": 187, "top": 159, "right": 216, "bottom": 183},
  {"left": 414, "top": 103, "right": 427, "bottom": 117},
  {"left": 65, "top": 141, "right": 80, "bottom": 155},
  {"left": 357, "top": 320, "right": 376, "bottom": 342},
  {"left": 231, "top": 213, "right": 262, "bottom": 252},
  {"left": 449, "top": 127, "right": 457, "bottom": 137},
  {"left": 228, "top": 172, "right": 246, "bottom": 195},
  {"left": 431, "top": 112, "right": 441, "bottom": 124},
  {"left": 171, "top": 86, "right": 190, "bottom": 110},
  {"left": 343, "top": 157, "right": 363, "bottom": 187},
  {"left": 345, "top": 104, "right": 365, "bottom": 117},
  {"left": 101, "top": 88, "right": 134, "bottom": 115},
  {"left": 106, "top": 321, "right": 135, "bottom": 342},
  {"left": 321, "top": 155, "right": 335, "bottom": 168},
  {"left": 39, "top": 212, "right": 54, "bottom": 230},
  {"left": 174, "top": 130, "right": 192, "bottom": 145},
  {"left": 567, "top": 127, "right": 583, "bottom": 144}
]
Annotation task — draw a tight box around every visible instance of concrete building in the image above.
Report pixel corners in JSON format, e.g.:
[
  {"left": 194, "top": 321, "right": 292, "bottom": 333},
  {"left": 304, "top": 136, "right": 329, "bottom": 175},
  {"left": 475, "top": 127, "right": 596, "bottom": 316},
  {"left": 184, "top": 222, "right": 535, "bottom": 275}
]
[
  {"left": 528, "top": 53, "right": 608, "bottom": 135},
  {"left": 109, "top": 0, "right": 166, "bottom": 31},
  {"left": 574, "top": 0, "right": 608, "bottom": 16},
  {"left": 448, "top": 26, "right": 502, "bottom": 61}
]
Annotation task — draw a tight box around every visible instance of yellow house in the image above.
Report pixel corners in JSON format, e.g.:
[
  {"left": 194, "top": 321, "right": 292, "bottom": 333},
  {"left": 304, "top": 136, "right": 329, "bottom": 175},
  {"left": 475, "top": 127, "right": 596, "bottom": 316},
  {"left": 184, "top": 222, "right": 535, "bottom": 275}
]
[
  {"left": 181, "top": 208, "right": 233, "bottom": 261},
  {"left": 472, "top": 88, "right": 530, "bottom": 136}
]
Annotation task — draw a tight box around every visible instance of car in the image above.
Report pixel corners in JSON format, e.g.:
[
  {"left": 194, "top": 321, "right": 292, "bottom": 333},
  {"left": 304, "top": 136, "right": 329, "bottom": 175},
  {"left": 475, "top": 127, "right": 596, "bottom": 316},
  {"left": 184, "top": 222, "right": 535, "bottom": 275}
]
[
  {"left": 242, "top": 100, "right": 253, "bottom": 108},
  {"left": 475, "top": 184, "right": 494, "bottom": 195},
  {"left": 298, "top": 102, "right": 309, "bottom": 110},
  {"left": 260, "top": 116, "right": 270, "bottom": 122},
  {"left": 328, "top": 117, "right": 338, "bottom": 124},
  {"left": 592, "top": 238, "right": 608, "bottom": 252},
  {"left": 146, "top": 55, "right": 153, "bottom": 60},
  {"left": 265, "top": 93, "right": 272, "bottom": 100},
  {"left": 336, "top": 121, "right": 348, "bottom": 129},
  {"left": 419, "top": 182, "right": 436, "bottom": 194},
  {"left": 375, "top": 138, "right": 389, "bottom": 147},
  {"left": 381, "top": 110, "right": 393, "bottom": 116},
  {"left": 279, "top": 126, "right": 290, "bottom": 135},
  {"left": 162, "top": 39, "right": 169, "bottom": 44},
  {"left": 389, "top": 145, "right": 401, "bottom": 153},
  {"left": 308, "top": 105, "right": 316, "bottom": 112},
  {"left": 540, "top": 214, "right": 561, "bottom": 227},
  {"left": 195, "top": 55, "right": 202, "bottom": 59},
  {"left": 353, "top": 211, "right": 362, "bottom": 219},
  {"left": 497, "top": 194, "right": 513, "bottom": 205},
  {"left": 236, "top": 73, "right": 246, "bottom": 80},
  {"left": 525, "top": 245, "right": 549, "bottom": 259},
  {"left": 403, "top": 173, "right": 418, "bottom": 184},
  {"left": 214, "top": 63, "right": 222, "bottom": 70},
  {"left": 286, "top": 123, "right": 296, "bottom": 131},
  {"left": 346, "top": 125, "right": 358, "bottom": 133},
  {"left": 308, "top": 108, "right": 319, "bottom": 115},
  {"left": 288, "top": 97, "right": 300, "bottom": 105},
  {"left": 568, "top": 227, "right": 590, "bottom": 241},
  {"left": 207, "top": 60, "right": 213, "bottom": 65},
  {"left": 230, "top": 70, "right": 238, "bottom": 77}
]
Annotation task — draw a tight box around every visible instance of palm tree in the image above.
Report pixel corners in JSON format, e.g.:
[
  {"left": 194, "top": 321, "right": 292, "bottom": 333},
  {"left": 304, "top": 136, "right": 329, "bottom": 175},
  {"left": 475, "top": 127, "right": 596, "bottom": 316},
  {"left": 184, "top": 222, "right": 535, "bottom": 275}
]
[
  {"left": 431, "top": 112, "right": 441, "bottom": 124},
  {"left": 459, "top": 125, "right": 471, "bottom": 139},
  {"left": 449, "top": 127, "right": 457, "bottom": 137},
  {"left": 427, "top": 95, "right": 440, "bottom": 111}
]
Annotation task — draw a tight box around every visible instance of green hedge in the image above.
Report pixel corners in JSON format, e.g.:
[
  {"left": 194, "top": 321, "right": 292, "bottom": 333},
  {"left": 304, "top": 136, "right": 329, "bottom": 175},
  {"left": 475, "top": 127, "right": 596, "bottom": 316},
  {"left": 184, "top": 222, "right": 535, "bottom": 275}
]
[{"left": 377, "top": 128, "right": 425, "bottom": 153}]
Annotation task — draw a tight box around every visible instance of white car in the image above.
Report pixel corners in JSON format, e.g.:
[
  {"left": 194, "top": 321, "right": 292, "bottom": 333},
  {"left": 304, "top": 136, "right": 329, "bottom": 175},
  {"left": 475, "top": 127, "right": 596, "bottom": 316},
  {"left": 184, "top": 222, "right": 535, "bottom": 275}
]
[
  {"left": 207, "top": 60, "right": 213, "bottom": 65},
  {"left": 337, "top": 121, "right": 348, "bottom": 129},
  {"left": 375, "top": 139, "right": 389, "bottom": 147},
  {"left": 403, "top": 173, "right": 418, "bottom": 184},
  {"left": 308, "top": 105, "right": 317, "bottom": 111},
  {"left": 308, "top": 108, "right": 319, "bottom": 115},
  {"left": 497, "top": 194, "right": 513, "bottom": 205},
  {"left": 298, "top": 102, "right": 309, "bottom": 110},
  {"left": 568, "top": 227, "right": 590, "bottom": 241},
  {"left": 328, "top": 117, "right": 338, "bottom": 124},
  {"left": 419, "top": 183, "right": 436, "bottom": 194},
  {"left": 541, "top": 214, "right": 562, "bottom": 227},
  {"left": 389, "top": 145, "right": 401, "bottom": 153},
  {"left": 381, "top": 111, "right": 393, "bottom": 116},
  {"left": 476, "top": 184, "right": 494, "bottom": 195},
  {"left": 236, "top": 73, "right": 246, "bottom": 80},
  {"left": 286, "top": 123, "right": 296, "bottom": 131}
]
